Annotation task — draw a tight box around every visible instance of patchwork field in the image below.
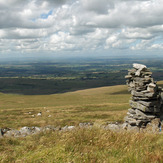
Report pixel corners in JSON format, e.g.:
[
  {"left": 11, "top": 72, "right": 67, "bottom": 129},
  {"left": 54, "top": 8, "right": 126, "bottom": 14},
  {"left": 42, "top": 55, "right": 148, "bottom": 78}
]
[{"left": 0, "top": 82, "right": 163, "bottom": 162}]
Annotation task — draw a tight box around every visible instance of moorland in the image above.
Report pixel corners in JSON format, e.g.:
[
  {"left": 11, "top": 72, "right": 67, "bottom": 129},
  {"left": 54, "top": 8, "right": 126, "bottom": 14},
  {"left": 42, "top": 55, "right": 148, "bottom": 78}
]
[{"left": 0, "top": 56, "right": 163, "bottom": 162}]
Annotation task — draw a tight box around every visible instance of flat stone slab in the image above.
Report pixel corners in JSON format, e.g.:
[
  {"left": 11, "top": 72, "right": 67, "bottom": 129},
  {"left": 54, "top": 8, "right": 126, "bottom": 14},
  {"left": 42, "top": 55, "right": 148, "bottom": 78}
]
[
  {"left": 136, "top": 109, "right": 156, "bottom": 119},
  {"left": 138, "top": 100, "right": 158, "bottom": 107},
  {"left": 130, "top": 100, "right": 158, "bottom": 112},
  {"left": 131, "top": 90, "right": 155, "bottom": 98}
]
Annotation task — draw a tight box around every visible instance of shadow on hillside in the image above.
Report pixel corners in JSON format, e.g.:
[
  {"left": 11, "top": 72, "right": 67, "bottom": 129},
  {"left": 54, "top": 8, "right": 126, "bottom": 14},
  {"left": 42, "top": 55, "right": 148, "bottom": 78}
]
[
  {"left": 0, "top": 78, "right": 125, "bottom": 95},
  {"left": 111, "top": 89, "right": 130, "bottom": 95}
]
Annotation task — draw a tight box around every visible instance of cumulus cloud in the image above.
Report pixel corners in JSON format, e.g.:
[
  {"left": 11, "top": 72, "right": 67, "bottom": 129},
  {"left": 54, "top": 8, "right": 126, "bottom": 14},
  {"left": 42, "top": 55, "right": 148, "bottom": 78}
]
[
  {"left": 81, "top": 0, "right": 115, "bottom": 14},
  {"left": 0, "top": 0, "right": 163, "bottom": 55}
]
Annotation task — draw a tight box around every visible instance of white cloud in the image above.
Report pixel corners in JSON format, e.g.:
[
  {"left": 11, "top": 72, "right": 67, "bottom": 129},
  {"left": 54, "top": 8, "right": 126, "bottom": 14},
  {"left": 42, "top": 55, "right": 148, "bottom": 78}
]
[
  {"left": 81, "top": 0, "right": 114, "bottom": 14},
  {"left": 150, "top": 44, "right": 163, "bottom": 49},
  {"left": 0, "top": 0, "right": 163, "bottom": 55}
]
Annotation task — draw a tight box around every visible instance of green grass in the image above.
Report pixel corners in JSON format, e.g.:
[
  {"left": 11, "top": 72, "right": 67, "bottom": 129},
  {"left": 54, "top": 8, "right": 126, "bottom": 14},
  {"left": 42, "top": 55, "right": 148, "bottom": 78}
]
[
  {"left": 0, "top": 82, "right": 163, "bottom": 162},
  {"left": 0, "top": 84, "right": 129, "bottom": 128}
]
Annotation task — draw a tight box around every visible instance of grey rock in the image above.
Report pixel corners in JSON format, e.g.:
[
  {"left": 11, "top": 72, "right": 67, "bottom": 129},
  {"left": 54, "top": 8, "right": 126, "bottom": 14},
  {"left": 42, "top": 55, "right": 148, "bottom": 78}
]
[
  {"left": 136, "top": 120, "right": 149, "bottom": 126},
  {"left": 4, "top": 129, "right": 21, "bottom": 137},
  {"left": 122, "top": 123, "right": 128, "bottom": 130},
  {"left": 129, "top": 113, "right": 138, "bottom": 119},
  {"left": 19, "top": 126, "right": 41, "bottom": 136},
  {"left": 130, "top": 100, "right": 154, "bottom": 112},
  {"left": 104, "top": 124, "right": 120, "bottom": 131},
  {"left": 132, "top": 96, "right": 157, "bottom": 101},
  {"left": 61, "top": 125, "right": 75, "bottom": 131},
  {"left": 125, "top": 75, "right": 132, "bottom": 79},
  {"left": 131, "top": 90, "right": 155, "bottom": 98},
  {"left": 32, "top": 127, "right": 41, "bottom": 133},
  {"left": 67, "top": 126, "right": 75, "bottom": 130},
  {"left": 136, "top": 109, "right": 147, "bottom": 117},
  {"left": 79, "top": 122, "right": 93, "bottom": 128},
  {"left": 128, "top": 113, "right": 148, "bottom": 121},
  {"left": 145, "top": 114, "right": 156, "bottom": 120},
  {"left": 141, "top": 71, "right": 152, "bottom": 76},
  {"left": 124, "top": 117, "right": 137, "bottom": 125},
  {"left": 127, "top": 125, "right": 140, "bottom": 132},
  {"left": 133, "top": 77, "right": 151, "bottom": 83},
  {"left": 138, "top": 100, "right": 158, "bottom": 107},
  {"left": 125, "top": 63, "right": 162, "bottom": 129},
  {"left": 133, "top": 63, "right": 147, "bottom": 70},
  {"left": 128, "top": 108, "right": 136, "bottom": 114},
  {"left": 129, "top": 82, "right": 135, "bottom": 88},
  {"left": 19, "top": 127, "right": 32, "bottom": 136},
  {"left": 147, "top": 83, "right": 157, "bottom": 93},
  {"left": 42, "top": 125, "right": 58, "bottom": 132}
]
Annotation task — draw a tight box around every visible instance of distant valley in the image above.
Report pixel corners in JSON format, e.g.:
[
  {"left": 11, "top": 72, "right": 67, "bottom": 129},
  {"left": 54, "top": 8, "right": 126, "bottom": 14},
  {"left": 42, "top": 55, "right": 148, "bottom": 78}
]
[{"left": 0, "top": 56, "right": 163, "bottom": 95}]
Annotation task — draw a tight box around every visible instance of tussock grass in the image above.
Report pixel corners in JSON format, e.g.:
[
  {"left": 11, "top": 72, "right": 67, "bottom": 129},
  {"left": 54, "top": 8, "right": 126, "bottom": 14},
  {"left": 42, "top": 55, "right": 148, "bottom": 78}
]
[
  {"left": 0, "top": 128, "right": 163, "bottom": 162},
  {"left": 0, "top": 84, "right": 163, "bottom": 162}
]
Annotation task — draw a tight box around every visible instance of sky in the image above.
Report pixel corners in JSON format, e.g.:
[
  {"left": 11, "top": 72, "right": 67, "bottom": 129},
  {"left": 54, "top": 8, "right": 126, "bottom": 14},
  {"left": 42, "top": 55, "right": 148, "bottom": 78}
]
[{"left": 0, "top": 0, "right": 163, "bottom": 58}]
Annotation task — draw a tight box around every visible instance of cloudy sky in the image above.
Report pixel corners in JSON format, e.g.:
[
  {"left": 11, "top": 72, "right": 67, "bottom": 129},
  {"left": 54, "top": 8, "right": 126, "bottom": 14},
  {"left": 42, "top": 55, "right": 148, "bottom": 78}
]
[{"left": 0, "top": 0, "right": 163, "bottom": 57}]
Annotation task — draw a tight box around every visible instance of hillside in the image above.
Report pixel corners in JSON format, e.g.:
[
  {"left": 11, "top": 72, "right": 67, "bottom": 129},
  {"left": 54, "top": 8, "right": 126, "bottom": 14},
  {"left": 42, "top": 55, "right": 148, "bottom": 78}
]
[
  {"left": 0, "top": 82, "right": 163, "bottom": 162},
  {"left": 0, "top": 84, "right": 130, "bottom": 128}
]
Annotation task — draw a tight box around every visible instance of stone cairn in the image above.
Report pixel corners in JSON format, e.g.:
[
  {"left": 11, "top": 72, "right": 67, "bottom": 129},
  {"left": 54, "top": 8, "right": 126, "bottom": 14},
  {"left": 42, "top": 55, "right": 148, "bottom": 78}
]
[{"left": 124, "top": 63, "right": 163, "bottom": 131}]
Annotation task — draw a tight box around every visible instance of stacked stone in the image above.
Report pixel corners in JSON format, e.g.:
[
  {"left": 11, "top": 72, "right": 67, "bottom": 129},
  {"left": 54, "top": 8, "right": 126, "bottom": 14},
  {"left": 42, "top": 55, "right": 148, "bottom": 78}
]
[{"left": 125, "top": 63, "right": 162, "bottom": 128}]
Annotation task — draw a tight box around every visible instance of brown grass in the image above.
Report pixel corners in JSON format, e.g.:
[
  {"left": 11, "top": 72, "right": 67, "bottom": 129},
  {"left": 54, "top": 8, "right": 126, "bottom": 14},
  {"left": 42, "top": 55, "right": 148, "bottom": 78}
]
[
  {"left": 0, "top": 84, "right": 163, "bottom": 162},
  {"left": 0, "top": 85, "right": 130, "bottom": 128},
  {"left": 0, "top": 128, "right": 163, "bottom": 162}
]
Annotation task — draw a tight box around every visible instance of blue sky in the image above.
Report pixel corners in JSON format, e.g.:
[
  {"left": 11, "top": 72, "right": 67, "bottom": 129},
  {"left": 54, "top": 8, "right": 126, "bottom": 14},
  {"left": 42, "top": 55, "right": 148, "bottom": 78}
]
[
  {"left": 0, "top": 0, "right": 163, "bottom": 58},
  {"left": 40, "top": 10, "right": 53, "bottom": 19}
]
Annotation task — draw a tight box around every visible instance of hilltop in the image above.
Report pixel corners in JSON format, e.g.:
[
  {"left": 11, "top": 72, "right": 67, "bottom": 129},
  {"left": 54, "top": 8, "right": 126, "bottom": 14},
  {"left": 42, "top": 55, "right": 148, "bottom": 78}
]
[{"left": 0, "top": 83, "right": 163, "bottom": 162}]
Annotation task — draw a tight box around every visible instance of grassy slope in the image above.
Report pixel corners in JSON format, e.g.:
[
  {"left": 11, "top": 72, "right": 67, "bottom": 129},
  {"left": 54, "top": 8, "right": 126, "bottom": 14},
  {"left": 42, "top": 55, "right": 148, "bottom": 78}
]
[
  {"left": 0, "top": 84, "right": 130, "bottom": 128},
  {"left": 0, "top": 82, "right": 163, "bottom": 162}
]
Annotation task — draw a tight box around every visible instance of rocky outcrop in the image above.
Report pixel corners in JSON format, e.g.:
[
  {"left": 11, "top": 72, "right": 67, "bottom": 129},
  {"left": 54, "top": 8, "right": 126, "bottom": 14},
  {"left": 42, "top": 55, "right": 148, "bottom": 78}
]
[
  {"left": 0, "top": 123, "right": 94, "bottom": 138},
  {"left": 124, "top": 63, "right": 163, "bottom": 131}
]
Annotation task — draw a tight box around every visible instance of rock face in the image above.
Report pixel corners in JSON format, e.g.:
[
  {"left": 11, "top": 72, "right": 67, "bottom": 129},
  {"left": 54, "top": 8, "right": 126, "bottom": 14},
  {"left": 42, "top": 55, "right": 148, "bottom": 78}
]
[{"left": 125, "top": 63, "right": 163, "bottom": 130}]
